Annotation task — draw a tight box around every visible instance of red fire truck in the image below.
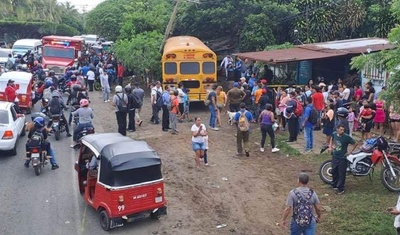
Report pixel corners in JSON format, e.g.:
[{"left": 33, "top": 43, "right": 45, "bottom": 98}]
[{"left": 41, "top": 36, "right": 84, "bottom": 74}]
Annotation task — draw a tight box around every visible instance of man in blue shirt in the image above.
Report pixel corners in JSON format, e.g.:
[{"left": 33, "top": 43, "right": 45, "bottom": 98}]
[
  {"left": 161, "top": 85, "right": 171, "bottom": 132},
  {"left": 302, "top": 97, "right": 316, "bottom": 153},
  {"left": 234, "top": 103, "right": 254, "bottom": 157}
]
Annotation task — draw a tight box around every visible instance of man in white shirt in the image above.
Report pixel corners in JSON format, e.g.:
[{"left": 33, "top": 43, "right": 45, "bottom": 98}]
[
  {"left": 150, "top": 81, "right": 163, "bottom": 124},
  {"left": 220, "top": 55, "right": 232, "bottom": 78},
  {"left": 87, "top": 68, "right": 95, "bottom": 92}
]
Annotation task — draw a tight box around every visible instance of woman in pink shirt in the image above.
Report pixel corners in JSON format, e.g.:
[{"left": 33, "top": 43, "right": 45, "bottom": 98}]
[{"left": 278, "top": 90, "right": 289, "bottom": 131}]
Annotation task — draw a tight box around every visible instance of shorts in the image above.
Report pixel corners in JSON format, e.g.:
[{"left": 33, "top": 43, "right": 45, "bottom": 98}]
[
  {"left": 192, "top": 141, "right": 205, "bottom": 151},
  {"left": 361, "top": 119, "right": 373, "bottom": 133}
]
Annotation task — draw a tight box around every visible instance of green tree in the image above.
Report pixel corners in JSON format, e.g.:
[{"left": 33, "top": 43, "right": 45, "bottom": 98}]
[
  {"left": 114, "top": 31, "right": 163, "bottom": 80},
  {"left": 239, "top": 13, "right": 275, "bottom": 52}
]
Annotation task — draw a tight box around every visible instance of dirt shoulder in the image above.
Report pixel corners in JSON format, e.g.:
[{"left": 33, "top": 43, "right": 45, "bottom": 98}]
[{"left": 90, "top": 89, "right": 318, "bottom": 235}]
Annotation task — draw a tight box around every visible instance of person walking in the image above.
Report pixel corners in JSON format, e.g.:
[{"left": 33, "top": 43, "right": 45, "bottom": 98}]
[
  {"left": 234, "top": 102, "right": 254, "bottom": 157},
  {"left": 302, "top": 97, "right": 316, "bottom": 153},
  {"left": 99, "top": 70, "right": 110, "bottom": 102},
  {"left": 112, "top": 85, "right": 128, "bottom": 136},
  {"left": 132, "top": 82, "right": 144, "bottom": 126},
  {"left": 207, "top": 84, "right": 219, "bottom": 131},
  {"left": 258, "top": 104, "right": 279, "bottom": 153},
  {"left": 282, "top": 172, "right": 322, "bottom": 235},
  {"left": 216, "top": 86, "right": 227, "bottom": 127},
  {"left": 169, "top": 90, "right": 180, "bottom": 134},
  {"left": 191, "top": 117, "right": 207, "bottom": 168},
  {"left": 161, "top": 85, "right": 171, "bottom": 131},
  {"left": 329, "top": 124, "right": 355, "bottom": 195},
  {"left": 86, "top": 67, "right": 95, "bottom": 92}
]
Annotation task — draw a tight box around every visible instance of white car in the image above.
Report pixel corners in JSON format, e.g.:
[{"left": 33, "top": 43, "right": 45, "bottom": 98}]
[{"left": 0, "top": 101, "right": 26, "bottom": 155}]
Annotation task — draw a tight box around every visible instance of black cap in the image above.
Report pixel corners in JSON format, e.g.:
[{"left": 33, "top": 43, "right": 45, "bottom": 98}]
[{"left": 8, "top": 79, "right": 14, "bottom": 83}]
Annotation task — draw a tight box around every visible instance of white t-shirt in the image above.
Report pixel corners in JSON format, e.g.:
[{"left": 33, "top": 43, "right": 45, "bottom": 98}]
[
  {"left": 191, "top": 124, "right": 206, "bottom": 143},
  {"left": 177, "top": 88, "right": 185, "bottom": 103},
  {"left": 151, "top": 86, "right": 163, "bottom": 103},
  {"left": 87, "top": 70, "right": 95, "bottom": 81},
  {"left": 395, "top": 194, "right": 400, "bottom": 227},
  {"left": 342, "top": 88, "right": 350, "bottom": 101}
]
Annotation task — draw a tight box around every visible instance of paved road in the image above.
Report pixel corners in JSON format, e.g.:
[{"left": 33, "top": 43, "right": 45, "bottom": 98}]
[{"left": 0, "top": 98, "right": 163, "bottom": 235}]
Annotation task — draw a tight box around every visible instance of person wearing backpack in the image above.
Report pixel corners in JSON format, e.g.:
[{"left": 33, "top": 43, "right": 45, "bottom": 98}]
[
  {"left": 233, "top": 102, "right": 254, "bottom": 157},
  {"left": 112, "top": 85, "right": 128, "bottom": 136},
  {"left": 282, "top": 173, "right": 322, "bottom": 234},
  {"left": 302, "top": 97, "right": 317, "bottom": 153},
  {"left": 150, "top": 82, "right": 163, "bottom": 125}
]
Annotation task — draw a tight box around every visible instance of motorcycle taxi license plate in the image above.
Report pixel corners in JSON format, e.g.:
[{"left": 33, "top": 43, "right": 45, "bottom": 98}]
[
  {"left": 155, "top": 196, "right": 162, "bottom": 203},
  {"left": 31, "top": 153, "right": 39, "bottom": 158}
]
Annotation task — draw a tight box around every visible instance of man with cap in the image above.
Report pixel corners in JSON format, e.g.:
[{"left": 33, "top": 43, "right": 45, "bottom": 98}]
[
  {"left": 5, "top": 79, "right": 20, "bottom": 112},
  {"left": 227, "top": 82, "right": 246, "bottom": 112}
]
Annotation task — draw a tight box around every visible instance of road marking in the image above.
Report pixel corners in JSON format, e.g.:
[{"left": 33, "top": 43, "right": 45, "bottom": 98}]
[{"left": 81, "top": 204, "right": 88, "bottom": 234}]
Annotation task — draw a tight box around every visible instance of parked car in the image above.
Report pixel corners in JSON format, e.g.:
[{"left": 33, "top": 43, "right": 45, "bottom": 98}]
[
  {"left": 0, "top": 48, "right": 12, "bottom": 68},
  {"left": 0, "top": 101, "right": 25, "bottom": 155}
]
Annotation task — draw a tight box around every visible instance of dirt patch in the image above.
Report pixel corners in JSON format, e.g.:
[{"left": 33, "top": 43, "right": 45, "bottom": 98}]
[{"left": 90, "top": 89, "right": 317, "bottom": 235}]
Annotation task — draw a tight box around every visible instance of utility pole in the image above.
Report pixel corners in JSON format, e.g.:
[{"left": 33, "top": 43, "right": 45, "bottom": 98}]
[{"left": 159, "top": 0, "right": 183, "bottom": 52}]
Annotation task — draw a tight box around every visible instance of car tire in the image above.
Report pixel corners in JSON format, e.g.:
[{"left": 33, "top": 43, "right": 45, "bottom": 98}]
[{"left": 10, "top": 144, "right": 17, "bottom": 156}]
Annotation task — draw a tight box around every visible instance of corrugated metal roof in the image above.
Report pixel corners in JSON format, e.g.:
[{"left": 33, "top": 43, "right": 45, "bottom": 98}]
[{"left": 234, "top": 38, "right": 394, "bottom": 64}]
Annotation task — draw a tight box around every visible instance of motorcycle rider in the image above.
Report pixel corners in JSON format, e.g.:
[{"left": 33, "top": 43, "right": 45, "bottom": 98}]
[
  {"left": 47, "top": 91, "right": 72, "bottom": 137},
  {"left": 70, "top": 99, "right": 94, "bottom": 148},
  {"left": 25, "top": 116, "right": 59, "bottom": 170},
  {"left": 329, "top": 123, "right": 355, "bottom": 195},
  {"left": 67, "top": 84, "right": 88, "bottom": 125}
]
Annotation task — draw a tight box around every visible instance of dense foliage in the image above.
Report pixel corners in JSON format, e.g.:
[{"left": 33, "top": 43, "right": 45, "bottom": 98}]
[
  {"left": 0, "top": 0, "right": 84, "bottom": 41},
  {"left": 351, "top": 0, "right": 400, "bottom": 107},
  {"left": 83, "top": 0, "right": 398, "bottom": 79}
]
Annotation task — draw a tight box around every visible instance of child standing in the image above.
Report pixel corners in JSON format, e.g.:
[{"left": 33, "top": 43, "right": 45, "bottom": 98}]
[{"left": 347, "top": 107, "right": 355, "bottom": 137}]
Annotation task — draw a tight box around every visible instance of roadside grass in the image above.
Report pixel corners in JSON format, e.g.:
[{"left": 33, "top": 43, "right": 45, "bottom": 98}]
[{"left": 252, "top": 129, "right": 397, "bottom": 235}]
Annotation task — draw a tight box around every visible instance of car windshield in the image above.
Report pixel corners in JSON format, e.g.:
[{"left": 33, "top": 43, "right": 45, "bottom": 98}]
[
  {"left": 0, "top": 110, "right": 9, "bottom": 124},
  {"left": 43, "top": 47, "right": 75, "bottom": 59},
  {"left": 12, "top": 46, "right": 32, "bottom": 54}
]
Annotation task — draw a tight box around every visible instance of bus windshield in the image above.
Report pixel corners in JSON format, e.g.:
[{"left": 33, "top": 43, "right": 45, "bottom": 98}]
[
  {"left": 180, "top": 62, "right": 199, "bottom": 74},
  {"left": 203, "top": 62, "right": 215, "bottom": 74},
  {"left": 43, "top": 47, "right": 75, "bottom": 59}
]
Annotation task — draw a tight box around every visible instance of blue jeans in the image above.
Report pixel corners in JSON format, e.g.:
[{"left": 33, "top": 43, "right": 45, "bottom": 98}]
[
  {"left": 47, "top": 147, "right": 56, "bottom": 166},
  {"left": 209, "top": 105, "right": 217, "bottom": 128},
  {"left": 304, "top": 125, "right": 314, "bottom": 150},
  {"left": 290, "top": 220, "right": 316, "bottom": 235},
  {"left": 73, "top": 122, "right": 93, "bottom": 141}
]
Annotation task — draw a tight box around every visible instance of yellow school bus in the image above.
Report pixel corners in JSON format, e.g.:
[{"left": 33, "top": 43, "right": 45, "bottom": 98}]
[{"left": 162, "top": 36, "right": 217, "bottom": 101}]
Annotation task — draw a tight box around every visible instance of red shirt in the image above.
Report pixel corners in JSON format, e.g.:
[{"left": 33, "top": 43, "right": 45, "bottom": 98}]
[
  {"left": 117, "top": 64, "right": 124, "bottom": 78},
  {"left": 354, "top": 88, "right": 363, "bottom": 101},
  {"left": 312, "top": 92, "right": 324, "bottom": 111},
  {"left": 5, "top": 85, "right": 16, "bottom": 102}
]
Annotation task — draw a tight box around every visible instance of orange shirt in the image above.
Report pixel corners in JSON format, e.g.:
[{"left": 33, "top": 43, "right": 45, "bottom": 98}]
[
  {"left": 171, "top": 96, "right": 180, "bottom": 114},
  {"left": 254, "top": 89, "right": 263, "bottom": 104}
]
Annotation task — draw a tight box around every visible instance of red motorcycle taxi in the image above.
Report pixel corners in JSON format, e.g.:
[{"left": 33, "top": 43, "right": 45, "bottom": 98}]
[{"left": 74, "top": 133, "right": 167, "bottom": 231}]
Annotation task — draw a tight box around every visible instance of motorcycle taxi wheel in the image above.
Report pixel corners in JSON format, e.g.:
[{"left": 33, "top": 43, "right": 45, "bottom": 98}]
[
  {"left": 34, "top": 164, "right": 41, "bottom": 176},
  {"left": 55, "top": 130, "right": 60, "bottom": 141},
  {"left": 319, "top": 159, "right": 333, "bottom": 184},
  {"left": 99, "top": 210, "right": 111, "bottom": 231}
]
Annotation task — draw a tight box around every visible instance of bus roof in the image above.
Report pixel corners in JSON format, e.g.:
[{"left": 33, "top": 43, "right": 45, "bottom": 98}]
[
  {"left": 42, "top": 36, "right": 84, "bottom": 43},
  {"left": 163, "top": 36, "right": 214, "bottom": 55}
]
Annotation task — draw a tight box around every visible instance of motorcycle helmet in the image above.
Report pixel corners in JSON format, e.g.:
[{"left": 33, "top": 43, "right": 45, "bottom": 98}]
[
  {"left": 70, "top": 75, "right": 77, "bottom": 81},
  {"left": 30, "top": 112, "right": 47, "bottom": 122},
  {"left": 115, "top": 85, "right": 122, "bottom": 93},
  {"left": 124, "top": 85, "right": 132, "bottom": 93},
  {"left": 72, "top": 84, "right": 82, "bottom": 92},
  {"left": 49, "top": 70, "right": 55, "bottom": 76},
  {"left": 33, "top": 116, "right": 45, "bottom": 128},
  {"left": 337, "top": 107, "right": 349, "bottom": 118},
  {"left": 80, "top": 99, "right": 89, "bottom": 107},
  {"left": 45, "top": 80, "right": 53, "bottom": 88}
]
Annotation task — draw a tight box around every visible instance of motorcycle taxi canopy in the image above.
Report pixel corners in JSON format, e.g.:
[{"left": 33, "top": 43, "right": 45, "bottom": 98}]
[{"left": 81, "top": 133, "right": 162, "bottom": 187}]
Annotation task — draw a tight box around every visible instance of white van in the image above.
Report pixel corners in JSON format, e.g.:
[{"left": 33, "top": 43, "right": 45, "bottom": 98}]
[{"left": 12, "top": 39, "right": 42, "bottom": 56}]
